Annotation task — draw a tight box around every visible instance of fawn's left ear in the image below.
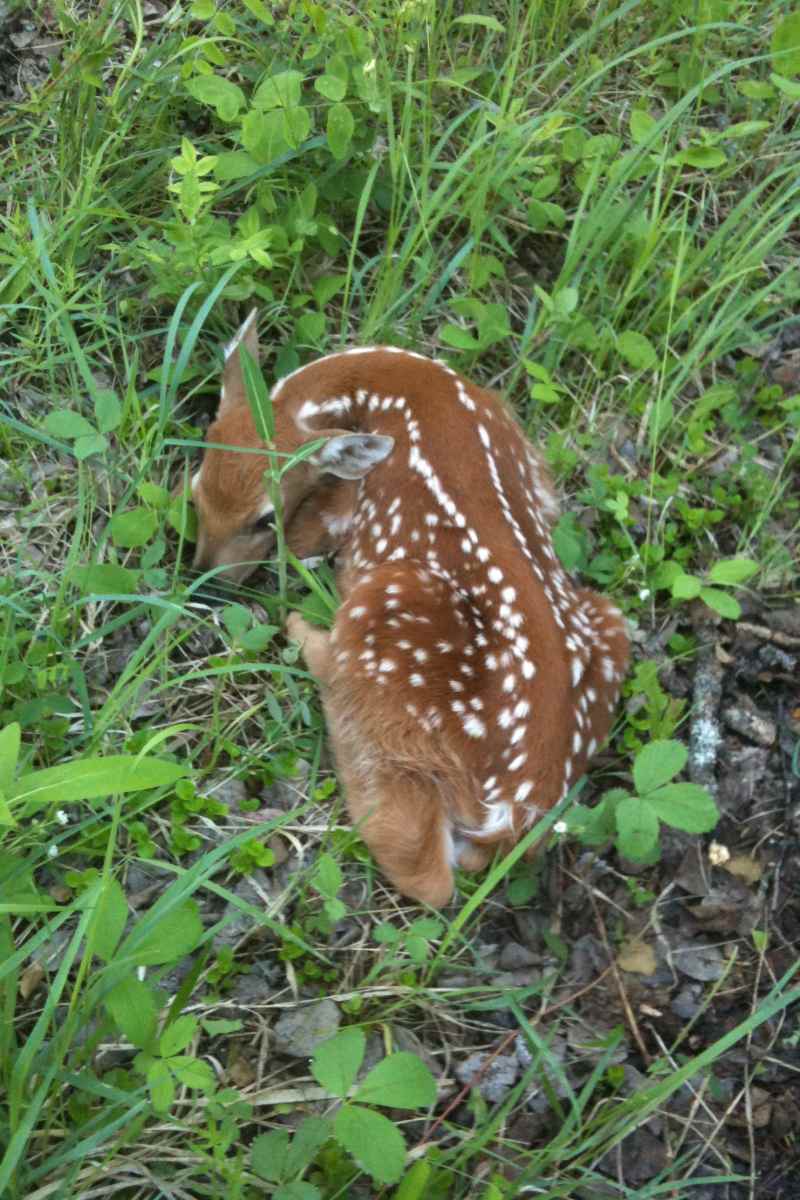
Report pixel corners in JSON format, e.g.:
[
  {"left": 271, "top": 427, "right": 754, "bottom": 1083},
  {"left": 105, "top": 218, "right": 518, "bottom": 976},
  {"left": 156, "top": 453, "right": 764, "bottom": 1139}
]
[
  {"left": 218, "top": 309, "right": 259, "bottom": 417},
  {"left": 314, "top": 433, "right": 395, "bottom": 480}
]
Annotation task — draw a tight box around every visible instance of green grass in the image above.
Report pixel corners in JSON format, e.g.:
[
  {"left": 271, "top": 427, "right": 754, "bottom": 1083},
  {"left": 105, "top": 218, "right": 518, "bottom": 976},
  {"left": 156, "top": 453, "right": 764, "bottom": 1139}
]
[{"left": 1, "top": 0, "right": 799, "bottom": 1197}]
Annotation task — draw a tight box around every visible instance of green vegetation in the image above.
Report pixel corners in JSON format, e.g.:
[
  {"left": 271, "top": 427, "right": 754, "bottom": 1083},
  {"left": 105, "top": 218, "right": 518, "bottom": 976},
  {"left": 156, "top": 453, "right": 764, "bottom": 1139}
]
[{"left": 1, "top": 1, "right": 798, "bottom": 1197}]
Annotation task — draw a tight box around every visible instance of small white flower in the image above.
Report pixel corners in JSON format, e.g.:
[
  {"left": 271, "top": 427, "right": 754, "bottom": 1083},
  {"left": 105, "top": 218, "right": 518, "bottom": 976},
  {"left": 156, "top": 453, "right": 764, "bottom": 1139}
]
[
  {"left": 708, "top": 841, "right": 730, "bottom": 867},
  {"left": 48, "top": 845, "right": 58, "bottom": 859},
  {"left": 136, "top": 965, "right": 147, "bottom": 982},
  {"left": 638, "top": 588, "right": 651, "bottom": 602},
  {"left": 363, "top": 58, "right": 376, "bottom": 74},
  {"left": 55, "top": 810, "right": 69, "bottom": 826},
  {"left": 553, "top": 820, "right": 568, "bottom": 835}
]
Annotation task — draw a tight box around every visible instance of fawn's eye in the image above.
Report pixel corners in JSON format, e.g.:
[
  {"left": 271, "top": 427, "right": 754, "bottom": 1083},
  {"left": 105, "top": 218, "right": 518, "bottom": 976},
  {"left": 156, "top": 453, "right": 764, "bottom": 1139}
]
[{"left": 252, "top": 511, "right": 276, "bottom": 534}]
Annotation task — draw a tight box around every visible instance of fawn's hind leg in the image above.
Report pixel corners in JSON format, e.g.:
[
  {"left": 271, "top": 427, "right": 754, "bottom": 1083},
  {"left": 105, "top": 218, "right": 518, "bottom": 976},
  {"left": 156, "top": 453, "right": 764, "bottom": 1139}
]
[{"left": 285, "top": 612, "right": 335, "bottom": 684}]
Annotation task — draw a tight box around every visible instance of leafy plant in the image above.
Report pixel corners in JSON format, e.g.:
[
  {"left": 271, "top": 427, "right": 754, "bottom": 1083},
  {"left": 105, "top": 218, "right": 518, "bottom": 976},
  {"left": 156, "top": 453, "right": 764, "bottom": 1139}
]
[
  {"left": 651, "top": 556, "right": 759, "bottom": 619},
  {"left": 250, "top": 1026, "right": 437, "bottom": 1191},
  {"left": 568, "top": 739, "right": 719, "bottom": 863}
]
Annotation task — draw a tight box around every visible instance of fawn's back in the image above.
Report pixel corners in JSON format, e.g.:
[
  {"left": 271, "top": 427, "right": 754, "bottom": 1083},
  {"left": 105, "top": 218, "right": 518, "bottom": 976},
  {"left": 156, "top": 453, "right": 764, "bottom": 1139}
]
[{"left": 193, "top": 315, "right": 629, "bottom": 905}]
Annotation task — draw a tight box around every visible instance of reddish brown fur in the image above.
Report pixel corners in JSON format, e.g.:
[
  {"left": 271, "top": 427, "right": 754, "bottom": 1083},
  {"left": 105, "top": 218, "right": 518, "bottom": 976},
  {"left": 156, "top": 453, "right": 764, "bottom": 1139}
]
[{"left": 193, "top": 313, "right": 630, "bottom": 906}]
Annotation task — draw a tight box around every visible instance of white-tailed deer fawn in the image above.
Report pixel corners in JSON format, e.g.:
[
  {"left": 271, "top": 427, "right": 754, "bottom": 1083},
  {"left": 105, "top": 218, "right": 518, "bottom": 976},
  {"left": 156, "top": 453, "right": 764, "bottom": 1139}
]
[{"left": 193, "top": 311, "right": 630, "bottom": 906}]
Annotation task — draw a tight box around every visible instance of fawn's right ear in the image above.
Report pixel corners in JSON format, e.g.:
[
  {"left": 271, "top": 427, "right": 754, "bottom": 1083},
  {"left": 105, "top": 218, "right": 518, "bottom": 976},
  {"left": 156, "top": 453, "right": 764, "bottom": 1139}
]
[
  {"left": 314, "top": 433, "right": 395, "bottom": 480},
  {"left": 218, "top": 309, "right": 259, "bottom": 417}
]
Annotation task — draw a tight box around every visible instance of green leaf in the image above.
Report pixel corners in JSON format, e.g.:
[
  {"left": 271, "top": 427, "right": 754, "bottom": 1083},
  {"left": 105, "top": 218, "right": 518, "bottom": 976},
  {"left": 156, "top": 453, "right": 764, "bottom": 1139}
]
[
  {"left": 395, "top": 1159, "right": 431, "bottom": 1200},
  {"left": 10, "top": 756, "right": 188, "bottom": 813},
  {"left": 160, "top": 1014, "right": 198, "bottom": 1057},
  {"left": 254, "top": 70, "right": 303, "bottom": 110},
  {"left": 327, "top": 102, "right": 354, "bottom": 159},
  {"left": 617, "top": 330, "right": 657, "bottom": 370},
  {"left": 630, "top": 109, "right": 657, "bottom": 144},
  {"left": 770, "top": 71, "right": 800, "bottom": 97},
  {"left": 453, "top": 14, "right": 505, "bottom": 32},
  {"left": 252, "top": 1130, "right": 291, "bottom": 1182},
  {"left": 110, "top": 507, "right": 158, "bottom": 548},
  {"left": 104, "top": 975, "right": 159, "bottom": 1048},
  {"left": 94, "top": 390, "right": 122, "bottom": 433},
  {"left": 633, "top": 739, "right": 687, "bottom": 794},
  {"left": 648, "top": 783, "right": 719, "bottom": 834},
  {"left": 677, "top": 146, "right": 727, "bottom": 169},
  {"left": 615, "top": 796, "right": 660, "bottom": 861},
  {"left": 700, "top": 587, "right": 741, "bottom": 619},
  {"left": 552, "top": 514, "right": 588, "bottom": 572},
  {"left": 138, "top": 481, "right": 170, "bottom": 509},
  {"left": 311, "top": 1027, "right": 364, "bottom": 1098},
  {"left": 214, "top": 151, "right": 260, "bottom": 180},
  {"left": 671, "top": 573, "right": 702, "bottom": 599},
  {"left": 239, "top": 625, "right": 277, "bottom": 652},
  {"left": 275, "top": 1185, "right": 321, "bottom": 1200},
  {"left": 242, "top": 0, "right": 274, "bottom": 23},
  {"left": 334, "top": 1104, "right": 406, "bottom": 1184},
  {"left": 202, "top": 1017, "right": 243, "bottom": 1036},
  {"left": 167, "top": 493, "right": 198, "bottom": 542},
  {"left": 285, "top": 1116, "right": 331, "bottom": 1175},
  {"left": 43, "top": 410, "right": 95, "bottom": 439},
  {"left": 73, "top": 432, "right": 108, "bottom": 460},
  {"left": 772, "top": 11, "right": 800, "bottom": 77},
  {"left": 93, "top": 878, "right": 129, "bottom": 961},
  {"left": 314, "top": 852, "right": 343, "bottom": 898},
  {"left": 284, "top": 105, "right": 312, "bottom": 149},
  {"left": 120, "top": 900, "right": 203, "bottom": 965},
  {"left": 222, "top": 603, "right": 251, "bottom": 640},
  {"left": 650, "top": 559, "right": 682, "bottom": 591},
  {"left": 315, "top": 74, "right": 346, "bottom": 101},
  {"left": 0, "top": 723, "right": 21, "bottom": 794},
  {"left": 707, "top": 558, "right": 759, "bottom": 586},
  {"left": 354, "top": 1053, "right": 437, "bottom": 1109},
  {"left": 70, "top": 563, "right": 140, "bottom": 595},
  {"left": 439, "top": 325, "right": 480, "bottom": 350},
  {"left": 169, "top": 1055, "right": 215, "bottom": 1091},
  {"left": 148, "top": 1058, "right": 175, "bottom": 1112},
  {"left": 185, "top": 75, "right": 245, "bottom": 121}
]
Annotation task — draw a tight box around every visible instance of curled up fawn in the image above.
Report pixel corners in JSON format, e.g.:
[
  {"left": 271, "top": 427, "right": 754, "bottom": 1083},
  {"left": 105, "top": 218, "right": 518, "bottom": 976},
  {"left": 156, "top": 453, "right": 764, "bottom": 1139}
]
[{"left": 192, "top": 311, "right": 630, "bottom": 907}]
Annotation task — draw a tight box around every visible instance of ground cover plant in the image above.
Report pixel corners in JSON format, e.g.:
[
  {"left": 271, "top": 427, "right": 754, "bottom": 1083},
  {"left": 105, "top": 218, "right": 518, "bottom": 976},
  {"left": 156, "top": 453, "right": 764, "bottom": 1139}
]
[{"left": 1, "top": 0, "right": 799, "bottom": 1196}]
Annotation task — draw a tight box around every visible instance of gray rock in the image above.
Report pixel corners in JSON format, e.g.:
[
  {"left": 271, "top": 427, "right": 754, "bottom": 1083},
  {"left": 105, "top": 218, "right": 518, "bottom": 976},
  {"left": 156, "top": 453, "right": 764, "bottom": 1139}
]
[
  {"left": 455, "top": 1052, "right": 519, "bottom": 1103},
  {"left": 499, "top": 941, "right": 539, "bottom": 971},
  {"left": 671, "top": 983, "right": 703, "bottom": 1020},
  {"left": 202, "top": 773, "right": 249, "bottom": 811},
  {"left": 273, "top": 999, "right": 342, "bottom": 1058},
  {"left": 214, "top": 870, "right": 276, "bottom": 949},
  {"left": 673, "top": 943, "right": 725, "bottom": 982}
]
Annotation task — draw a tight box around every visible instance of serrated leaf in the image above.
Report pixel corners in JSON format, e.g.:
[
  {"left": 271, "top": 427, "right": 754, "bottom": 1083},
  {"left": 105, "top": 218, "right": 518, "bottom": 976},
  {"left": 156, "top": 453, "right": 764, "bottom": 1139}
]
[
  {"left": 648, "top": 783, "right": 719, "bottom": 833},
  {"left": 315, "top": 74, "right": 346, "bottom": 101},
  {"left": 617, "top": 330, "right": 657, "bottom": 370},
  {"left": 93, "top": 877, "right": 128, "bottom": 961},
  {"left": 311, "top": 1027, "right": 364, "bottom": 1098},
  {"left": 314, "top": 852, "right": 342, "bottom": 897},
  {"left": 772, "top": 11, "right": 800, "bottom": 77},
  {"left": 252, "top": 1130, "right": 291, "bottom": 1182},
  {"left": 160, "top": 1014, "right": 197, "bottom": 1057},
  {"left": 650, "top": 559, "right": 682, "bottom": 590},
  {"left": 120, "top": 900, "right": 203, "bottom": 965},
  {"left": 615, "top": 796, "right": 660, "bottom": 861},
  {"left": 634, "top": 740, "right": 687, "bottom": 795},
  {"left": 43, "top": 410, "right": 95, "bottom": 439},
  {"left": 699, "top": 586, "right": 741, "bottom": 619},
  {"left": 104, "top": 975, "right": 159, "bottom": 1048},
  {"left": 0, "top": 723, "right": 21, "bottom": 794},
  {"left": 284, "top": 105, "right": 311, "bottom": 149},
  {"left": 169, "top": 1054, "right": 215, "bottom": 1090},
  {"left": 110, "top": 507, "right": 158, "bottom": 548},
  {"left": 334, "top": 1104, "right": 406, "bottom": 1183},
  {"left": 94, "top": 390, "right": 122, "bottom": 433},
  {"left": 185, "top": 75, "right": 245, "bottom": 121},
  {"left": 354, "top": 1052, "right": 437, "bottom": 1109},
  {"left": 327, "top": 102, "right": 354, "bottom": 159},
  {"left": 708, "top": 558, "right": 759, "bottom": 586},
  {"left": 70, "top": 562, "right": 140, "bottom": 596},
  {"left": 285, "top": 1116, "right": 331, "bottom": 1175},
  {"left": 10, "top": 756, "right": 188, "bottom": 813}
]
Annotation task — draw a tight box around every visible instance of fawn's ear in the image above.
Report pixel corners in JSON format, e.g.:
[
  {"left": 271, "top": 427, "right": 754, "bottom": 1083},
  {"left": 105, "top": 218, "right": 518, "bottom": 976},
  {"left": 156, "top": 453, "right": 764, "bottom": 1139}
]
[
  {"left": 314, "top": 433, "right": 394, "bottom": 480},
  {"left": 218, "top": 309, "right": 259, "bottom": 417}
]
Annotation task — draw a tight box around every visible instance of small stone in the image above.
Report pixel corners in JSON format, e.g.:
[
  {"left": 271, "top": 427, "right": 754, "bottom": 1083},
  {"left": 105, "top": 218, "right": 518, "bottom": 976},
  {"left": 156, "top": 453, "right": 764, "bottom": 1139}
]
[
  {"left": 672, "top": 943, "right": 725, "bottom": 982},
  {"left": 499, "top": 941, "right": 538, "bottom": 970},
  {"left": 202, "top": 773, "right": 249, "bottom": 811},
  {"left": 273, "top": 999, "right": 342, "bottom": 1059},
  {"left": 722, "top": 700, "right": 776, "bottom": 747},
  {"left": 671, "top": 984, "right": 703, "bottom": 1020},
  {"left": 455, "top": 1052, "right": 519, "bottom": 1103}
]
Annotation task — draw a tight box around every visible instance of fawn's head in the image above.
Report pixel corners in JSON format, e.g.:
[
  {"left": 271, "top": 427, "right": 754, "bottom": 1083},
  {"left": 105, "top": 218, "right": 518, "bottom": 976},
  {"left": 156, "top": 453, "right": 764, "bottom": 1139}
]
[{"left": 192, "top": 311, "right": 393, "bottom": 583}]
